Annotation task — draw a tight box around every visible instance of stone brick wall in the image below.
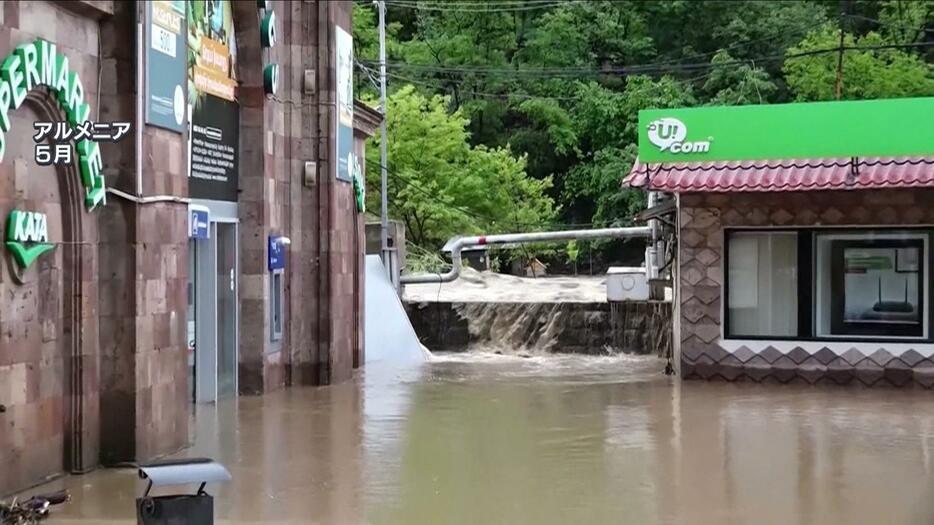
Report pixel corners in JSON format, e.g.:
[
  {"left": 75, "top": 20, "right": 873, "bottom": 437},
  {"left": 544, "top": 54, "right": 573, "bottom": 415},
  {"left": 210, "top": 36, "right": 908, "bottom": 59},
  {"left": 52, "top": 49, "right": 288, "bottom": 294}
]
[
  {"left": 678, "top": 188, "right": 934, "bottom": 387},
  {"left": 236, "top": 0, "right": 367, "bottom": 393},
  {"left": 95, "top": 1, "right": 189, "bottom": 465},
  {"left": 232, "top": 0, "right": 278, "bottom": 394},
  {"left": 324, "top": 1, "right": 360, "bottom": 385},
  {"left": 0, "top": 0, "right": 369, "bottom": 496},
  {"left": 0, "top": 0, "right": 106, "bottom": 495}
]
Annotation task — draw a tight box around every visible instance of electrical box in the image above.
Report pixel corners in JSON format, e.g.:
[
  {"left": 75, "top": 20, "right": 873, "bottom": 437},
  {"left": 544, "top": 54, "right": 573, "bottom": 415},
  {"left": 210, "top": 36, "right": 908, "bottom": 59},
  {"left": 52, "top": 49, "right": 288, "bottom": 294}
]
[
  {"left": 303, "top": 161, "right": 317, "bottom": 187},
  {"left": 606, "top": 267, "right": 650, "bottom": 302},
  {"left": 303, "top": 69, "right": 315, "bottom": 95}
]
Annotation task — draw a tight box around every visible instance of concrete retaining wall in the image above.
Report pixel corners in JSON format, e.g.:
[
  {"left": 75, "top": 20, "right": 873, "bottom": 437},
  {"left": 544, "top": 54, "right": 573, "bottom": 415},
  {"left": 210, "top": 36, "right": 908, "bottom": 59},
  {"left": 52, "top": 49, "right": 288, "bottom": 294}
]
[{"left": 404, "top": 301, "right": 671, "bottom": 356}]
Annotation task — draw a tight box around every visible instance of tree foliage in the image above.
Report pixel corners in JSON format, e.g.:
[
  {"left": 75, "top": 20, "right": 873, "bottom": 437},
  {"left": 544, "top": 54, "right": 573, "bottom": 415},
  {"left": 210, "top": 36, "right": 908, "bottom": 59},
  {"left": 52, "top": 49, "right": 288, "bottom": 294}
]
[
  {"left": 356, "top": 0, "right": 933, "bottom": 256},
  {"left": 365, "top": 85, "right": 556, "bottom": 248},
  {"left": 784, "top": 26, "right": 934, "bottom": 101}
]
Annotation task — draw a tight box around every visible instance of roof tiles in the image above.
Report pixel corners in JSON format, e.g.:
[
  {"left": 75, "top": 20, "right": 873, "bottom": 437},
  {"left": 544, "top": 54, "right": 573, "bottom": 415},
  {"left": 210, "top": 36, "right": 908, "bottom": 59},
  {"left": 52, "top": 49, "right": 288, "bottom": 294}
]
[{"left": 624, "top": 157, "right": 934, "bottom": 193}]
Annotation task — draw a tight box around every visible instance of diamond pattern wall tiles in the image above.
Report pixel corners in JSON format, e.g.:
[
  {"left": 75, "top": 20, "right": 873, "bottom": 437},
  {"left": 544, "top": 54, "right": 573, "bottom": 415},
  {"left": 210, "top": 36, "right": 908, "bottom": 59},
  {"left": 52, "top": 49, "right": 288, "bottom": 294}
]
[{"left": 677, "top": 187, "right": 934, "bottom": 388}]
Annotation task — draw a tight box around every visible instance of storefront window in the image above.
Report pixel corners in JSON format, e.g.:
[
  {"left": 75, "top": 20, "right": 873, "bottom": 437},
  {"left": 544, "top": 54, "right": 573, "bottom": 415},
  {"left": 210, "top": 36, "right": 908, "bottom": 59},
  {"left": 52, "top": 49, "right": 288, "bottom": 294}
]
[
  {"left": 726, "top": 232, "right": 798, "bottom": 337},
  {"left": 815, "top": 231, "right": 926, "bottom": 338},
  {"left": 725, "top": 229, "right": 930, "bottom": 341}
]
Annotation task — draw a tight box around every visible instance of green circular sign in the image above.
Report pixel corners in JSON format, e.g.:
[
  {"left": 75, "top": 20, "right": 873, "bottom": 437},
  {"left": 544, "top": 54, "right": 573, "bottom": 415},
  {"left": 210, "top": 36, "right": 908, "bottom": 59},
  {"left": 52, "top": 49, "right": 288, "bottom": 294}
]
[
  {"left": 264, "top": 64, "right": 279, "bottom": 96},
  {"left": 261, "top": 11, "right": 277, "bottom": 48}
]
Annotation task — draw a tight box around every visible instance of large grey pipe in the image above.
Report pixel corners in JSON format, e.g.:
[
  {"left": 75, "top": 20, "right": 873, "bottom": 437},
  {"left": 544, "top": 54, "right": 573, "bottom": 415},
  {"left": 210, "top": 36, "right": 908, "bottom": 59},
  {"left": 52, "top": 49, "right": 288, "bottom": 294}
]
[{"left": 400, "top": 226, "right": 652, "bottom": 285}]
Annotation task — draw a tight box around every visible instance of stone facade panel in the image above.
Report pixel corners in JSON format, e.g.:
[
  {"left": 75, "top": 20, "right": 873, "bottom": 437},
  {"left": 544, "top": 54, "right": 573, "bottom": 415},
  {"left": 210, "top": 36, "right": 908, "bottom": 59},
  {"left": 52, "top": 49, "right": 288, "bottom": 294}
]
[{"left": 678, "top": 188, "right": 934, "bottom": 388}]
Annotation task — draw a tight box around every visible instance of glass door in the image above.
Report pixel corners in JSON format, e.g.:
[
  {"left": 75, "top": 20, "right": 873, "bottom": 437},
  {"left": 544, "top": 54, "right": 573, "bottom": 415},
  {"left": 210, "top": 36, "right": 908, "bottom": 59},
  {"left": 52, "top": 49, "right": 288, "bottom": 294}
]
[
  {"left": 216, "top": 223, "right": 238, "bottom": 397},
  {"left": 188, "top": 239, "right": 197, "bottom": 402}
]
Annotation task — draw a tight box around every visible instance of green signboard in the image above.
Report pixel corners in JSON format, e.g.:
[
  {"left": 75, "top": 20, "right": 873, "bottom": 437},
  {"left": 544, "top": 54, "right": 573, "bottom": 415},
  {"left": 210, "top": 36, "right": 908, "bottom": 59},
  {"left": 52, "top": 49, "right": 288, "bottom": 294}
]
[
  {"left": 638, "top": 97, "right": 934, "bottom": 163},
  {"left": 6, "top": 210, "right": 53, "bottom": 270},
  {"left": 0, "top": 38, "right": 106, "bottom": 209}
]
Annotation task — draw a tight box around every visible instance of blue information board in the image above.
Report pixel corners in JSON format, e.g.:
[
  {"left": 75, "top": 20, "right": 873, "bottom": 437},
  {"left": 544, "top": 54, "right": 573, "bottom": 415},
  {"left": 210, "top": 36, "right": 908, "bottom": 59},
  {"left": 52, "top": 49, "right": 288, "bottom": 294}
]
[
  {"left": 189, "top": 207, "right": 209, "bottom": 239},
  {"left": 268, "top": 236, "right": 285, "bottom": 271}
]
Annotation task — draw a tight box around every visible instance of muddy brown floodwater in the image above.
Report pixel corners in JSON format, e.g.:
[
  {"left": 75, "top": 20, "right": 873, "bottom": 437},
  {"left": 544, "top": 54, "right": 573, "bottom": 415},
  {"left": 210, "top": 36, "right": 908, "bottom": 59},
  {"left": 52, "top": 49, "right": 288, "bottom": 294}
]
[{"left": 32, "top": 353, "right": 934, "bottom": 524}]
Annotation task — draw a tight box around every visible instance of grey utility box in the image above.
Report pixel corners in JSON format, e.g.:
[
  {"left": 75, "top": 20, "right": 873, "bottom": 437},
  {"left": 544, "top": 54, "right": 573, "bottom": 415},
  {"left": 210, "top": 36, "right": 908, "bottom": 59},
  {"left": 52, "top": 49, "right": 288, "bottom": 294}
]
[{"left": 606, "top": 267, "right": 650, "bottom": 302}]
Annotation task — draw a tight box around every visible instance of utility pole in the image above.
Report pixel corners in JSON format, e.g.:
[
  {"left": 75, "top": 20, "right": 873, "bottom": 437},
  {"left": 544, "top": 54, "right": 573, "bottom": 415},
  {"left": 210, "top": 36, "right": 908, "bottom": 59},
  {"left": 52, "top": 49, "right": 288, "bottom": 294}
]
[
  {"left": 834, "top": 0, "right": 846, "bottom": 99},
  {"left": 377, "top": 0, "right": 391, "bottom": 278}
]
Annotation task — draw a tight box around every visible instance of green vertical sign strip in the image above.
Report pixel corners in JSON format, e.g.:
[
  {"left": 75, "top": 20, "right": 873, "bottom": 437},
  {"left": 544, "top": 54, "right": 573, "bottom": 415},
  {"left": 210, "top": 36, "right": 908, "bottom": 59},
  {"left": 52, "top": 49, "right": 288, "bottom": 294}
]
[{"left": 638, "top": 97, "right": 934, "bottom": 163}]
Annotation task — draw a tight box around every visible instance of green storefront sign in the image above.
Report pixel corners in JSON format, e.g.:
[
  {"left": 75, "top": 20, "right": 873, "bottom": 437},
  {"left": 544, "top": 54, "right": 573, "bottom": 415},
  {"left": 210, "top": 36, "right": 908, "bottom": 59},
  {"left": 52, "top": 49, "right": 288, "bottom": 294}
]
[
  {"left": 6, "top": 210, "right": 53, "bottom": 269},
  {"left": 638, "top": 97, "right": 934, "bottom": 163},
  {"left": 1, "top": 38, "right": 106, "bottom": 273},
  {"left": 0, "top": 38, "right": 106, "bottom": 209}
]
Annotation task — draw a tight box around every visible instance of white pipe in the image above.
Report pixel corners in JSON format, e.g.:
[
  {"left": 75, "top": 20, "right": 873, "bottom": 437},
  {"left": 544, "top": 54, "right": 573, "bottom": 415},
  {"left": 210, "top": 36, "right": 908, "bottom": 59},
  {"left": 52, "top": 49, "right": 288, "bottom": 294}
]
[
  {"left": 136, "top": 18, "right": 143, "bottom": 197},
  {"left": 400, "top": 226, "right": 652, "bottom": 285},
  {"left": 376, "top": 0, "right": 391, "bottom": 279},
  {"left": 127, "top": 16, "right": 186, "bottom": 208},
  {"left": 645, "top": 191, "right": 663, "bottom": 279},
  {"left": 107, "top": 187, "right": 191, "bottom": 204}
]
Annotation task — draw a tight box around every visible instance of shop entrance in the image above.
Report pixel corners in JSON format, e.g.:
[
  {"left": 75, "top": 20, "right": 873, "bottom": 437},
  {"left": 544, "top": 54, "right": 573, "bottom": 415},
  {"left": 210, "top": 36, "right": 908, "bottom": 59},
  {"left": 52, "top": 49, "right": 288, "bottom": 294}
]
[
  {"left": 188, "top": 214, "right": 239, "bottom": 403},
  {"left": 216, "top": 222, "right": 239, "bottom": 398}
]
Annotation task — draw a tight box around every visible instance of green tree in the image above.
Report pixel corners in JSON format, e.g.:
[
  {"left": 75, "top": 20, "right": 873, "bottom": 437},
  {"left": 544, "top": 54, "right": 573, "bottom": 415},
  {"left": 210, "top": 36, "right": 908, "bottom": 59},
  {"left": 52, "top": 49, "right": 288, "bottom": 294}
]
[
  {"left": 702, "top": 51, "right": 778, "bottom": 105},
  {"left": 353, "top": 0, "right": 931, "bottom": 264},
  {"left": 562, "top": 76, "right": 696, "bottom": 226},
  {"left": 784, "top": 26, "right": 934, "bottom": 101},
  {"left": 366, "top": 85, "right": 556, "bottom": 249}
]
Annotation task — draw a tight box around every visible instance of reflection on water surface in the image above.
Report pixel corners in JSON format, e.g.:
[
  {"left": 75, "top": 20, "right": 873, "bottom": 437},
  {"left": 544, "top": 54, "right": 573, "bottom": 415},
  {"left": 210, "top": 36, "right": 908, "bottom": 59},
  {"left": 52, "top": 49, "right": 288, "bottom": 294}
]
[{"left": 42, "top": 352, "right": 934, "bottom": 524}]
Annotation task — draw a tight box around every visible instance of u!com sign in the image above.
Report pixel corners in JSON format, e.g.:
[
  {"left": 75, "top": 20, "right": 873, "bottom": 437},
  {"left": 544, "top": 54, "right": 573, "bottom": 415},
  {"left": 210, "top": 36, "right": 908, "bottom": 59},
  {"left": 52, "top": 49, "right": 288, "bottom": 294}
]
[{"left": 638, "top": 97, "right": 934, "bottom": 164}]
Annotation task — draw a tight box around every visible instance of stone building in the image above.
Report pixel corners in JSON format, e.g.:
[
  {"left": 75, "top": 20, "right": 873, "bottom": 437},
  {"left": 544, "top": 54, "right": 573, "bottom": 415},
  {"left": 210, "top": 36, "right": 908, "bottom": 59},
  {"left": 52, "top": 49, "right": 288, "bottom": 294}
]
[
  {"left": 0, "top": 0, "right": 373, "bottom": 495},
  {"left": 626, "top": 97, "right": 934, "bottom": 387}
]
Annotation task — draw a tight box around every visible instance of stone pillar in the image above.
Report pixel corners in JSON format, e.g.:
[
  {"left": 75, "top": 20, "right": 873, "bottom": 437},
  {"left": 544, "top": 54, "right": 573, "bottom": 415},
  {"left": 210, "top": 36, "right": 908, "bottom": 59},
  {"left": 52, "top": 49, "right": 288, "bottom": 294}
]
[
  {"left": 97, "top": 0, "right": 188, "bottom": 464},
  {"left": 229, "top": 0, "right": 365, "bottom": 394}
]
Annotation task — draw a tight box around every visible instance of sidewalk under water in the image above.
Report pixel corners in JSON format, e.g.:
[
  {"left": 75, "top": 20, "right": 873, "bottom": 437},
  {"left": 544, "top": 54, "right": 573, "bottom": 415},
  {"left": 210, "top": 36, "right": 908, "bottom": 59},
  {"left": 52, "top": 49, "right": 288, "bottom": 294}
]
[{"left": 34, "top": 353, "right": 934, "bottom": 524}]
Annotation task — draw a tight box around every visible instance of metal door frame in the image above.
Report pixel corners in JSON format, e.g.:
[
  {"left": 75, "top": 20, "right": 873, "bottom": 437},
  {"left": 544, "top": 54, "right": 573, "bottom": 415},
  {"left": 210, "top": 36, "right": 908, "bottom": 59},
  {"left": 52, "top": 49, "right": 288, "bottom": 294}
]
[
  {"left": 190, "top": 199, "right": 239, "bottom": 403},
  {"left": 214, "top": 219, "right": 239, "bottom": 399}
]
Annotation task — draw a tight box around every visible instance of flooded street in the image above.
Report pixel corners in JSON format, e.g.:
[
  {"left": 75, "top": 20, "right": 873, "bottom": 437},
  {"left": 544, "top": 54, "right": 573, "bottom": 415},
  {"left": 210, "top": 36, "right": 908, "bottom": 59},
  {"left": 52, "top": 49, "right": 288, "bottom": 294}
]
[{"left": 41, "top": 353, "right": 934, "bottom": 524}]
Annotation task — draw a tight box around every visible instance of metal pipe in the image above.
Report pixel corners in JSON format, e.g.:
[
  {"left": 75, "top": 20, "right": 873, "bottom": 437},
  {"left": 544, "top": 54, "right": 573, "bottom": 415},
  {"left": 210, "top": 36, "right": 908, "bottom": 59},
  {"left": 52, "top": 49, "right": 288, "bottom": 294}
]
[
  {"left": 376, "top": 0, "right": 390, "bottom": 278},
  {"left": 128, "top": 15, "right": 188, "bottom": 208},
  {"left": 136, "top": 17, "right": 144, "bottom": 197},
  {"left": 107, "top": 187, "right": 191, "bottom": 204},
  {"left": 400, "top": 226, "right": 652, "bottom": 285},
  {"left": 646, "top": 191, "right": 659, "bottom": 279}
]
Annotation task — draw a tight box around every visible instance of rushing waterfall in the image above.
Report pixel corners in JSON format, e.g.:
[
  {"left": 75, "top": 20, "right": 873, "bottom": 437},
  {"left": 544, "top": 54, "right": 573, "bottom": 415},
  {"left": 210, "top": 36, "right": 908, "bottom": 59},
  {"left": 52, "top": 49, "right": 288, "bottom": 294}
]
[
  {"left": 455, "top": 302, "right": 571, "bottom": 355},
  {"left": 405, "top": 300, "right": 671, "bottom": 357}
]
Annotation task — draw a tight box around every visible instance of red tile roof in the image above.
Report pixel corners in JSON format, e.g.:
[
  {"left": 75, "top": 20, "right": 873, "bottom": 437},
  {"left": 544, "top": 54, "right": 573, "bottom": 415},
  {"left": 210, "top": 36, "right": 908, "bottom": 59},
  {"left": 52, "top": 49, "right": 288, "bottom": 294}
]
[{"left": 624, "top": 157, "right": 934, "bottom": 193}]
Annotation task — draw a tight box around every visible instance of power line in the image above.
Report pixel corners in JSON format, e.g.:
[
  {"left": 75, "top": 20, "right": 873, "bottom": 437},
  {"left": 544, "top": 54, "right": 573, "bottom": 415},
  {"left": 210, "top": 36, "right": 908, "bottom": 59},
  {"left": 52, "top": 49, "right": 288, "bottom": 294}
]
[
  {"left": 358, "top": 63, "right": 582, "bottom": 101},
  {"left": 844, "top": 13, "right": 934, "bottom": 36},
  {"left": 389, "top": 0, "right": 573, "bottom": 5},
  {"left": 360, "top": 41, "right": 934, "bottom": 78},
  {"left": 357, "top": 1, "right": 831, "bottom": 73},
  {"left": 354, "top": 16, "right": 831, "bottom": 75},
  {"left": 835, "top": 2, "right": 846, "bottom": 99},
  {"left": 363, "top": 59, "right": 749, "bottom": 102},
  {"left": 639, "top": 18, "right": 832, "bottom": 69},
  {"left": 385, "top": 0, "right": 579, "bottom": 13}
]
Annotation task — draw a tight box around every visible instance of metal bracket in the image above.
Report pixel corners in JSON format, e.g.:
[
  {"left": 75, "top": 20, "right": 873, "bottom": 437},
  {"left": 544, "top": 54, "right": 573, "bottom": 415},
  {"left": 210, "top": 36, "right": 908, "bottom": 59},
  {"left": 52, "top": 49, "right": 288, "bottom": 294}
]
[{"left": 848, "top": 156, "right": 860, "bottom": 185}]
